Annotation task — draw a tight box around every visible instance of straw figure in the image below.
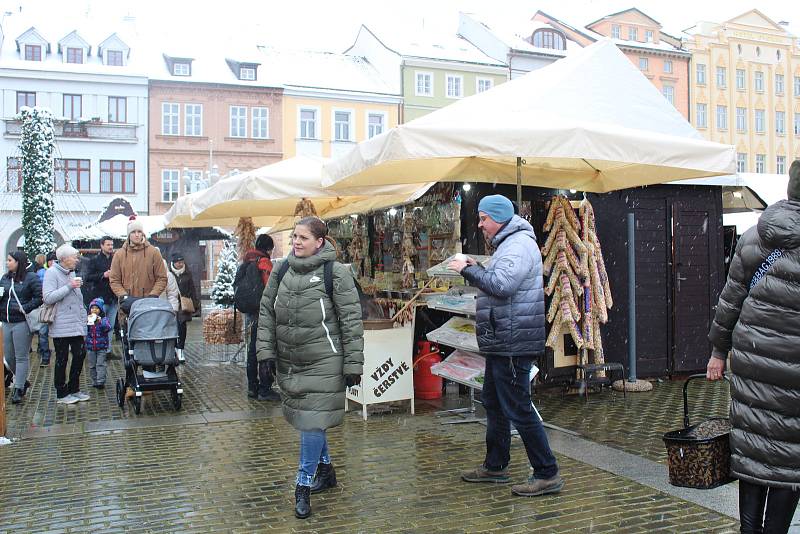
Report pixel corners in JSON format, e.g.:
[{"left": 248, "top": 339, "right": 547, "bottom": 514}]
[{"left": 234, "top": 217, "right": 257, "bottom": 260}]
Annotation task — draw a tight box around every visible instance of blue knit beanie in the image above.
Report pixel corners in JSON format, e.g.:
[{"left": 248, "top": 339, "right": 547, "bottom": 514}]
[{"left": 478, "top": 195, "right": 514, "bottom": 223}]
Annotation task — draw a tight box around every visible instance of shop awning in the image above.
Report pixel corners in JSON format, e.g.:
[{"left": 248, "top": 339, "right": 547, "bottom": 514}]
[{"left": 323, "top": 39, "right": 735, "bottom": 194}]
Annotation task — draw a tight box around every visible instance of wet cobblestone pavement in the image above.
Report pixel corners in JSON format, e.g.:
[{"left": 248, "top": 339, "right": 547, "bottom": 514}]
[{"left": 0, "top": 320, "right": 746, "bottom": 532}]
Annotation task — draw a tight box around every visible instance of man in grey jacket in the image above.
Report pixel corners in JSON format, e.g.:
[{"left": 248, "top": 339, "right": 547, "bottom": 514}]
[{"left": 448, "top": 194, "right": 563, "bottom": 497}]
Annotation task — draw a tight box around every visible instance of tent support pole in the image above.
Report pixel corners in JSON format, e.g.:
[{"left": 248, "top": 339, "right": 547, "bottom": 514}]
[
  {"left": 627, "top": 212, "right": 637, "bottom": 382},
  {"left": 516, "top": 157, "right": 522, "bottom": 208}
]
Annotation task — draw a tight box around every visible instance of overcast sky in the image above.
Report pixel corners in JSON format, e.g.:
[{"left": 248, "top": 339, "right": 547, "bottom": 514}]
[{"left": 3, "top": 0, "right": 800, "bottom": 52}]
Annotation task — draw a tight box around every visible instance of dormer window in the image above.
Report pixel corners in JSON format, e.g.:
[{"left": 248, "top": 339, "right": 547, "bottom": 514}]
[
  {"left": 66, "top": 47, "right": 83, "bottom": 64},
  {"left": 173, "top": 62, "right": 190, "bottom": 76},
  {"left": 531, "top": 29, "right": 566, "bottom": 50},
  {"left": 240, "top": 67, "right": 256, "bottom": 80},
  {"left": 24, "top": 44, "right": 42, "bottom": 61},
  {"left": 107, "top": 50, "right": 123, "bottom": 66}
]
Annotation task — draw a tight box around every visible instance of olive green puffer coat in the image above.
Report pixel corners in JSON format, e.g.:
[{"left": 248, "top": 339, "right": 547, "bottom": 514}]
[{"left": 257, "top": 242, "right": 364, "bottom": 431}]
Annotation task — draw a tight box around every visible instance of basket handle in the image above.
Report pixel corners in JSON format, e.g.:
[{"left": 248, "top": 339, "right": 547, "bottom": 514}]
[{"left": 682, "top": 373, "right": 729, "bottom": 428}]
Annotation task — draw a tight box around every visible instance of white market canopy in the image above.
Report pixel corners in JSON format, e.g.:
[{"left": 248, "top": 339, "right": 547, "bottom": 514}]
[
  {"left": 70, "top": 213, "right": 167, "bottom": 241},
  {"left": 189, "top": 155, "right": 430, "bottom": 221},
  {"left": 323, "top": 39, "right": 735, "bottom": 193}
]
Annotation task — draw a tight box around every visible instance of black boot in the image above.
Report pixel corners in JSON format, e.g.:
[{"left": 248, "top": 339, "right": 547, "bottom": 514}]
[
  {"left": 310, "top": 462, "right": 337, "bottom": 494},
  {"left": 11, "top": 388, "right": 24, "bottom": 404},
  {"left": 294, "top": 484, "right": 311, "bottom": 519}
]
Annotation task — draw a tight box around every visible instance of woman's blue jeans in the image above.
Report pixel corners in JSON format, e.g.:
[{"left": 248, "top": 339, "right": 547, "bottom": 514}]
[{"left": 297, "top": 430, "right": 331, "bottom": 486}]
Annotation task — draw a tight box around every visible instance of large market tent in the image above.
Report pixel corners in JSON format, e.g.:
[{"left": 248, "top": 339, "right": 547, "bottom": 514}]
[
  {"left": 323, "top": 38, "right": 735, "bottom": 194},
  {"left": 163, "top": 192, "right": 280, "bottom": 229}
]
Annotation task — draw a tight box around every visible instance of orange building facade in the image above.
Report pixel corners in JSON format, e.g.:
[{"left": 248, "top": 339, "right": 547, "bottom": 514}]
[{"left": 148, "top": 82, "right": 283, "bottom": 215}]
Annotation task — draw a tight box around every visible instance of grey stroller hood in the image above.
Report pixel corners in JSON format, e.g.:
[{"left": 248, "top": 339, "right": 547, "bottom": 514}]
[{"left": 128, "top": 298, "right": 178, "bottom": 341}]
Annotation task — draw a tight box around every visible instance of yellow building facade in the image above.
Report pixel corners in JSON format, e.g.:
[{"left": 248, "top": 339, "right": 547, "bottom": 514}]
[
  {"left": 281, "top": 93, "right": 400, "bottom": 160},
  {"left": 684, "top": 10, "right": 800, "bottom": 174}
]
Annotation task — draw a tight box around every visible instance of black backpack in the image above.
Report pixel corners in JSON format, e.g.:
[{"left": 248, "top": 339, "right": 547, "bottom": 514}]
[{"left": 233, "top": 261, "right": 266, "bottom": 314}]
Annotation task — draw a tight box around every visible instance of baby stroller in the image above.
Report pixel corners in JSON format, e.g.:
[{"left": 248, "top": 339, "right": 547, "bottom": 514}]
[{"left": 115, "top": 297, "right": 183, "bottom": 414}]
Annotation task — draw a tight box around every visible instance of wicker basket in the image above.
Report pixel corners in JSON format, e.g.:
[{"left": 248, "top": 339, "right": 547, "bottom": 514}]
[
  {"left": 663, "top": 374, "right": 733, "bottom": 489},
  {"left": 202, "top": 308, "right": 243, "bottom": 345}
]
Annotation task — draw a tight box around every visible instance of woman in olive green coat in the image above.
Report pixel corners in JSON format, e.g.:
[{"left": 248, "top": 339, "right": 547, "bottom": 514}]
[{"left": 257, "top": 216, "right": 364, "bottom": 519}]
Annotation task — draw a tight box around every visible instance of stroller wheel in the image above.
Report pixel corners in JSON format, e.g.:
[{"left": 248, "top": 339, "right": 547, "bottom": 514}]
[
  {"left": 132, "top": 394, "right": 142, "bottom": 415},
  {"left": 115, "top": 379, "right": 126, "bottom": 408},
  {"left": 171, "top": 388, "right": 182, "bottom": 411}
]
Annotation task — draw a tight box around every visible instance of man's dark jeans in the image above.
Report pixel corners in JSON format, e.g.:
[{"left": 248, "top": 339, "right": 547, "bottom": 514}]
[
  {"left": 482, "top": 355, "right": 559, "bottom": 480},
  {"left": 246, "top": 314, "right": 273, "bottom": 395},
  {"left": 53, "top": 336, "right": 86, "bottom": 398}
]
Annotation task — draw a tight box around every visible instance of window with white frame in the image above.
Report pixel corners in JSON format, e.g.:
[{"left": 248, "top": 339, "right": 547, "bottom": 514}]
[
  {"left": 611, "top": 25, "right": 620, "bottom": 39},
  {"left": 736, "top": 107, "right": 747, "bottom": 132},
  {"left": 716, "top": 66, "right": 726, "bottom": 88},
  {"left": 646, "top": 30, "right": 654, "bottom": 42},
  {"left": 628, "top": 27, "right": 638, "bottom": 41},
  {"left": 776, "top": 111, "right": 786, "bottom": 134},
  {"left": 240, "top": 67, "right": 256, "bottom": 81},
  {"left": 755, "top": 109, "right": 765, "bottom": 133},
  {"left": 162, "top": 102, "right": 179, "bottom": 135},
  {"left": 777, "top": 155, "right": 786, "bottom": 175},
  {"left": 446, "top": 74, "right": 463, "bottom": 98},
  {"left": 795, "top": 76, "right": 800, "bottom": 97},
  {"left": 736, "top": 69, "right": 746, "bottom": 90},
  {"left": 663, "top": 60, "right": 672, "bottom": 74},
  {"left": 754, "top": 71, "right": 764, "bottom": 92},
  {"left": 185, "top": 103, "right": 203, "bottom": 136},
  {"left": 755, "top": 154, "right": 766, "bottom": 173},
  {"left": 775, "top": 74, "right": 785, "bottom": 95},
  {"left": 639, "top": 57, "right": 648, "bottom": 71},
  {"left": 477, "top": 78, "right": 493, "bottom": 93},
  {"left": 696, "top": 64, "right": 706, "bottom": 85},
  {"left": 662, "top": 85, "right": 674, "bottom": 105},
  {"left": 696, "top": 103, "right": 707, "bottom": 128},
  {"left": 109, "top": 96, "right": 127, "bottom": 123},
  {"left": 415, "top": 71, "right": 432, "bottom": 96},
  {"left": 795, "top": 114, "right": 800, "bottom": 136},
  {"left": 229, "top": 106, "right": 247, "bottom": 137},
  {"left": 299, "top": 108, "right": 317, "bottom": 139},
  {"left": 367, "top": 113, "right": 384, "bottom": 139},
  {"left": 736, "top": 153, "right": 747, "bottom": 173},
  {"left": 716, "top": 105, "right": 727, "bottom": 130},
  {"left": 252, "top": 107, "right": 269, "bottom": 139},
  {"left": 173, "top": 62, "right": 190, "bottom": 76},
  {"left": 334, "top": 111, "right": 352, "bottom": 141},
  {"left": 161, "top": 169, "right": 179, "bottom": 202},
  {"left": 183, "top": 169, "right": 206, "bottom": 195}
]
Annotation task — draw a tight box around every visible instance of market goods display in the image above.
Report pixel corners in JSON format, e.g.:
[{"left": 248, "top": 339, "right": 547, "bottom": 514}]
[{"left": 542, "top": 196, "right": 613, "bottom": 374}]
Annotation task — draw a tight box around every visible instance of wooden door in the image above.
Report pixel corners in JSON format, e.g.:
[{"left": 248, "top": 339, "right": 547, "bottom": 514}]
[
  {"left": 632, "top": 200, "right": 671, "bottom": 376},
  {"left": 672, "top": 202, "right": 715, "bottom": 373}
]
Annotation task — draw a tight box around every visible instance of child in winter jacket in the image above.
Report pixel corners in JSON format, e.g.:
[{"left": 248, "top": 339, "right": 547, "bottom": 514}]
[{"left": 86, "top": 297, "right": 112, "bottom": 388}]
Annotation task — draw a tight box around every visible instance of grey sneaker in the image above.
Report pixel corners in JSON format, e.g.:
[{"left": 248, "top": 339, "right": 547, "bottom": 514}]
[
  {"left": 57, "top": 394, "right": 79, "bottom": 405},
  {"left": 461, "top": 465, "right": 510, "bottom": 483},
  {"left": 511, "top": 475, "right": 565, "bottom": 497},
  {"left": 72, "top": 391, "right": 91, "bottom": 402}
]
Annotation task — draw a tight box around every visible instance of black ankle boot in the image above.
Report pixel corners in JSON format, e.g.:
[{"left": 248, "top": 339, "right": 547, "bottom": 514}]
[
  {"left": 11, "top": 388, "right": 24, "bottom": 404},
  {"left": 310, "top": 462, "right": 337, "bottom": 494},
  {"left": 294, "top": 484, "right": 311, "bottom": 519}
]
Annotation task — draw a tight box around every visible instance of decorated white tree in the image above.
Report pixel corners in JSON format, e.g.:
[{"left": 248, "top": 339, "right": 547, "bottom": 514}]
[
  {"left": 211, "top": 241, "right": 238, "bottom": 308},
  {"left": 19, "top": 107, "right": 56, "bottom": 258}
]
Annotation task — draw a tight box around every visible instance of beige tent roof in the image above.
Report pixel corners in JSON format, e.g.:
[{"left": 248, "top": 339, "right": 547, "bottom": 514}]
[{"left": 323, "top": 39, "right": 735, "bottom": 193}]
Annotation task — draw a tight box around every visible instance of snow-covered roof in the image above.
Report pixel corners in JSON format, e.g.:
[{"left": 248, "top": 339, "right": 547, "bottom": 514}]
[
  {"left": 57, "top": 30, "right": 92, "bottom": 54},
  {"left": 70, "top": 213, "right": 167, "bottom": 241},
  {"left": 256, "top": 46, "right": 399, "bottom": 96},
  {"left": 0, "top": 12, "right": 148, "bottom": 78},
  {"left": 361, "top": 23, "right": 505, "bottom": 67},
  {"left": 609, "top": 37, "right": 689, "bottom": 55},
  {"left": 460, "top": 13, "right": 582, "bottom": 58}
]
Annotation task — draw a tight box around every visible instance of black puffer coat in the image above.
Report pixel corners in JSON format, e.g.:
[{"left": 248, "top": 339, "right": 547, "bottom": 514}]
[
  {"left": 461, "top": 215, "right": 546, "bottom": 357},
  {"left": 708, "top": 199, "right": 800, "bottom": 489},
  {"left": 0, "top": 271, "right": 43, "bottom": 323}
]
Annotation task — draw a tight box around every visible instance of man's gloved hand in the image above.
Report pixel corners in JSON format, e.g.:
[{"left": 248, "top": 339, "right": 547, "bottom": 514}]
[
  {"left": 262, "top": 359, "right": 277, "bottom": 379},
  {"left": 344, "top": 374, "right": 361, "bottom": 388}
]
